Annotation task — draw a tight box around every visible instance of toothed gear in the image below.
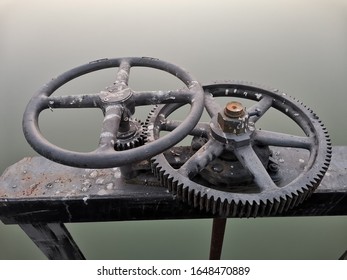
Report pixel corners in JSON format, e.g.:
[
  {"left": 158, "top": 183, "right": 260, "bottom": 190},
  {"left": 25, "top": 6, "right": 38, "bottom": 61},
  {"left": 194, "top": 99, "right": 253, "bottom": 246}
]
[
  {"left": 114, "top": 118, "right": 147, "bottom": 151},
  {"left": 148, "top": 82, "right": 331, "bottom": 217}
]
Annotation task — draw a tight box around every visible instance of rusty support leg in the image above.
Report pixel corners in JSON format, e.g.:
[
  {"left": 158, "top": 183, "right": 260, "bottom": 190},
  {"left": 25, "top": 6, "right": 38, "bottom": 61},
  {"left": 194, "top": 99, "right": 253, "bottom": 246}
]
[
  {"left": 209, "top": 218, "right": 227, "bottom": 260},
  {"left": 19, "top": 223, "right": 85, "bottom": 260}
]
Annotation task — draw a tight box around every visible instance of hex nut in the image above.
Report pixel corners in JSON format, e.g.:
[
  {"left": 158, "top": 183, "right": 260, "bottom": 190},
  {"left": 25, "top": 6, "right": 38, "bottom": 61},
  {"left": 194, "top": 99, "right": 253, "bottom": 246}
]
[{"left": 217, "top": 111, "right": 249, "bottom": 134}]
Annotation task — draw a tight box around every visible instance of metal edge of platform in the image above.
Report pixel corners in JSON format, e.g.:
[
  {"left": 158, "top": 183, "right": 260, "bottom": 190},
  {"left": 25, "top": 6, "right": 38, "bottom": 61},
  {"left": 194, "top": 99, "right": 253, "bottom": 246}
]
[{"left": 0, "top": 146, "right": 346, "bottom": 224}]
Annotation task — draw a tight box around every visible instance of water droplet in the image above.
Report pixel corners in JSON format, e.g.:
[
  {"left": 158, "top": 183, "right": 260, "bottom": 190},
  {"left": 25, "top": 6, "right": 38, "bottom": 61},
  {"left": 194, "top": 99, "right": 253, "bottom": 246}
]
[
  {"left": 114, "top": 168, "right": 121, "bottom": 178},
  {"left": 12, "top": 185, "right": 17, "bottom": 189},
  {"left": 82, "top": 179, "right": 91, "bottom": 187},
  {"left": 23, "top": 170, "right": 27, "bottom": 174},
  {"left": 255, "top": 93, "right": 262, "bottom": 100},
  {"left": 81, "top": 179, "right": 92, "bottom": 191},
  {"left": 96, "top": 178, "right": 104, "bottom": 185},
  {"left": 97, "top": 189, "right": 108, "bottom": 196},
  {"left": 299, "top": 159, "right": 305, "bottom": 163},
  {"left": 212, "top": 164, "right": 223, "bottom": 173},
  {"left": 106, "top": 183, "right": 113, "bottom": 190},
  {"left": 82, "top": 196, "right": 89, "bottom": 204},
  {"left": 89, "top": 170, "right": 98, "bottom": 178},
  {"left": 279, "top": 158, "right": 284, "bottom": 163}
]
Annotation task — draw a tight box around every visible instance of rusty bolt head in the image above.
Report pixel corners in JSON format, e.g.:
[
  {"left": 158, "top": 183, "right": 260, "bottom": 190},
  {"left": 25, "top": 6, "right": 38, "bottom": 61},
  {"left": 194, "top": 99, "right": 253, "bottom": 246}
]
[
  {"left": 217, "top": 101, "right": 249, "bottom": 134},
  {"left": 224, "top": 101, "right": 245, "bottom": 118}
]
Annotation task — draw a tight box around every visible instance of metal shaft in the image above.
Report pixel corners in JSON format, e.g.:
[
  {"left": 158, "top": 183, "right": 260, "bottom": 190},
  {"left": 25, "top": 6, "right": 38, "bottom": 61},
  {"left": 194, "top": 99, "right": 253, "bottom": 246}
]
[{"left": 209, "top": 218, "right": 227, "bottom": 260}]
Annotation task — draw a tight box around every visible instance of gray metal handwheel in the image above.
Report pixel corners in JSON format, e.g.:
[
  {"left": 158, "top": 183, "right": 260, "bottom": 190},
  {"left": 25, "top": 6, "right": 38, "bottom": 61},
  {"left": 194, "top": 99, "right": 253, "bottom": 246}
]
[{"left": 23, "top": 57, "right": 204, "bottom": 168}]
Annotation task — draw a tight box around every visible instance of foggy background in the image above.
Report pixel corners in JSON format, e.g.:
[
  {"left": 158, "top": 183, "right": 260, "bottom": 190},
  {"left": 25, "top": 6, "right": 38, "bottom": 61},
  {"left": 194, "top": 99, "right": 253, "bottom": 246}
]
[{"left": 1, "top": 0, "right": 347, "bottom": 259}]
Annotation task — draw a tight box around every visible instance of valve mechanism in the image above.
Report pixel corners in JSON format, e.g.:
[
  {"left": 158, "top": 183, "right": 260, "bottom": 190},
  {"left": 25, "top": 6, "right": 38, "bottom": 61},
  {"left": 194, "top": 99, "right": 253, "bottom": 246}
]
[{"left": 148, "top": 82, "right": 331, "bottom": 217}]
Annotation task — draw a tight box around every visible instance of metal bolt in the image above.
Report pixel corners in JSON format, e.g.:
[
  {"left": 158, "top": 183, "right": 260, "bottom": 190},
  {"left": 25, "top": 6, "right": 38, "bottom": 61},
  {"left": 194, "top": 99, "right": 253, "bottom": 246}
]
[
  {"left": 212, "top": 163, "right": 224, "bottom": 173},
  {"left": 217, "top": 101, "right": 249, "bottom": 134},
  {"left": 268, "top": 163, "right": 279, "bottom": 173},
  {"left": 224, "top": 101, "right": 245, "bottom": 118}
]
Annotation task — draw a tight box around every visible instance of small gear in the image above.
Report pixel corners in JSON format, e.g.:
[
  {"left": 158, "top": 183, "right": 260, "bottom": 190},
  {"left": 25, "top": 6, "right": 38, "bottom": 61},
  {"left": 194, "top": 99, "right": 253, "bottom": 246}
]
[
  {"left": 147, "top": 82, "right": 331, "bottom": 217},
  {"left": 114, "top": 118, "right": 147, "bottom": 151}
]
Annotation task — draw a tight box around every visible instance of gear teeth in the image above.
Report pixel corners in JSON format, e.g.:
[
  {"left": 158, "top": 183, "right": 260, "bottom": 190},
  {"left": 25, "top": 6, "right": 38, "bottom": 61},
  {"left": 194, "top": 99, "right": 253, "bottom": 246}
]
[
  {"left": 277, "top": 197, "right": 287, "bottom": 214},
  {"left": 219, "top": 199, "right": 230, "bottom": 217},
  {"left": 289, "top": 193, "right": 300, "bottom": 209},
  {"left": 193, "top": 191, "right": 200, "bottom": 208},
  {"left": 271, "top": 199, "right": 281, "bottom": 215},
  {"left": 205, "top": 195, "right": 212, "bottom": 213},
  {"left": 282, "top": 196, "right": 291, "bottom": 212},
  {"left": 188, "top": 189, "right": 195, "bottom": 206},
  {"left": 230, "top": 201, "right": 238, "bottom": 217},
  {"left": 114, "top": 118, "right": 147, "bottom": 151},
  {"left": 250, "top": 202, "right": 260, "bottom": 218},
  {"left": 265, "top": 200, "right": 274, "bottom": 216},
  {"left": 148, "top": 83, "right": 332, "bottom": 218},
  {"left": 244, "top": 202, "right": 253, "bottom": 218}
]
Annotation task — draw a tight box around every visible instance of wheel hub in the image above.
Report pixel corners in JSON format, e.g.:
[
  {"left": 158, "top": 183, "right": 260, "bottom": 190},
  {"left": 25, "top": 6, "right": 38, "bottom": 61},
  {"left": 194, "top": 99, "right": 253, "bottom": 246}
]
[{"left": 210, "top": 101, "right": 255, "bottom": 146}]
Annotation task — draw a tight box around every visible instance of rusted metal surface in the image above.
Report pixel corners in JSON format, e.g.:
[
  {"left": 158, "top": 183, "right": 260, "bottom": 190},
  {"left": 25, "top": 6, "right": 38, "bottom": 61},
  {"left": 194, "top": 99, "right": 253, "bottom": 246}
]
[
  {"left": 0, "top": 146, "right": 346, "bottom": 225},
  {"left": 0, "top": 157, "right": 148, "bottom": 199}
]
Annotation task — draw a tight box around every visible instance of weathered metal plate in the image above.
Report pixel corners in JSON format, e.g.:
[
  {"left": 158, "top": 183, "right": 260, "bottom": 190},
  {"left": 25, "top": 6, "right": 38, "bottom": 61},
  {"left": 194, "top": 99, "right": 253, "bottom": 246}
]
[{"left": 0, "top": 147, "right": 346, "bottom": 224}]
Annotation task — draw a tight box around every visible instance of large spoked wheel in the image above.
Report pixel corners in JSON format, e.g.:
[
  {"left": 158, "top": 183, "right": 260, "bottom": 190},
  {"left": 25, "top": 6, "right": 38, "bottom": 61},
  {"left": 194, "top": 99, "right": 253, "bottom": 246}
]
[
  {"left": 149, "top": 82, "right": 332, "bottom": 217},
  {"left": 23, "top": 57, "right": 204, "bottom": 168}
]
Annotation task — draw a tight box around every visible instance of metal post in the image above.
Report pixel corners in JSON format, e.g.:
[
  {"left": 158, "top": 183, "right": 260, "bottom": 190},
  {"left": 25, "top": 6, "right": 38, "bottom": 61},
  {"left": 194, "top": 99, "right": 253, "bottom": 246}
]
[
  {"left": 19, "top": 223, "right": 85, "bottom": 260},
  {"left": 209, "top": 218, "right": 227, "bottom": 260}
]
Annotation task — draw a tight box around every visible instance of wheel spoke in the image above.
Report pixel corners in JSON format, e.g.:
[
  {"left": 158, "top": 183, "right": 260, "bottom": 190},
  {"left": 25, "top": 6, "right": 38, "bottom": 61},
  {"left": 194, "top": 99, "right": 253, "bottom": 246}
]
[
  {"left": 132, "top": 89, "right": 192, "bottom": 106},
  {"left": 205, "top": 92, "right": 222, "bottom": 118},
  {"left": 114, "top": 60, "right": 131, "bottom": 86},
  {"left": 248, "top": 96, "right": 273, "bottom": 123},
  {"left": 161, "top": 120, "right": 209, "bottom": 137},
  {"left": 253, "top": 130, "right": 313, "bottom": 150},
  {"left": 97, "top": 105, "right": 123, "bottom": 150},
  {"left": 46, "top": 94, "right": 101, "bottom": 109},
  {"left": 179, "top": 139, "right": 224, "bottom": 179},
  {"left": 100, "top": 61, "right": 131, "bottom": 95},
  {"left": 234, "top": 145, "right": 278, "bottom": 191}
]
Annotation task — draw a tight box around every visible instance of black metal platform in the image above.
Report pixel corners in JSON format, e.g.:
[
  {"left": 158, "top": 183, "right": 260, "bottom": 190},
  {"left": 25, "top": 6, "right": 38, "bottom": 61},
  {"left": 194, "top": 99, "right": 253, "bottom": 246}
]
[{"left": 1, "top": 146, "right": 346, "bottom": 259}]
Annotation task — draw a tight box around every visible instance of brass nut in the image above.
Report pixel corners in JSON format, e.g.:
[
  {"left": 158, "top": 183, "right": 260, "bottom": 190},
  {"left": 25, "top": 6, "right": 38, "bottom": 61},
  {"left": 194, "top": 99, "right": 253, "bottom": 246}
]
[
  {"left": 217, "top": 102, "right": 249, "bottom": 134},
  {"left": 224, "top": 101, "right": 245, "bottom": 118}
]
